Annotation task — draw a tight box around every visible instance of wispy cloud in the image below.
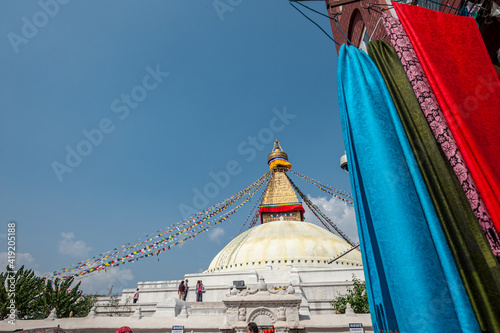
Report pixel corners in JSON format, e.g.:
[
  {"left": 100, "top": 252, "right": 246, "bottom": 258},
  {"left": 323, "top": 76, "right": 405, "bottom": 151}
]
[
  {"left": 304, "top": 195, "right": 359, "bottom": 244},
  {"left": 0, "top": 252, "right": 40, "bottom": 274},
  {"left": 58, "top": 232, "right": 92, "bottom": 258},
  {"left": 76, "top": 268, "right": 135, "bottom": 295},
  {"left": 208, "top": 227, "right": 225, "bottom": 243}
]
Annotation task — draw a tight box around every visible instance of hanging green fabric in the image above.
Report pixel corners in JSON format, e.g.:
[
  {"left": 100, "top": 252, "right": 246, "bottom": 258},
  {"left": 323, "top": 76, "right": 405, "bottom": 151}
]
[{"left": 367, "top": 40, "right": 500, "bottom": 333}]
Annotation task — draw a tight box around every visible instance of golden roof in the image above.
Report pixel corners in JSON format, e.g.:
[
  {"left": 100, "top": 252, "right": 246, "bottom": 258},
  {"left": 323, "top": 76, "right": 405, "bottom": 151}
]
[
  {"left": 267, "top": 140, "right": 289, "bottom": 164},
  {"left": 261, "top": 141, "right": 299, "bottom": 207},
  {"left": 261, "top": 171, "right": 301, "bottom": 206}
]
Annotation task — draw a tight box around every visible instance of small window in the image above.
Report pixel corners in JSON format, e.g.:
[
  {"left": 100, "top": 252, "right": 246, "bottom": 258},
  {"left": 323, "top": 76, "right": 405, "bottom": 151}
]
[{"left": 359, "top": 26, "right": 369, "bottom": 53}]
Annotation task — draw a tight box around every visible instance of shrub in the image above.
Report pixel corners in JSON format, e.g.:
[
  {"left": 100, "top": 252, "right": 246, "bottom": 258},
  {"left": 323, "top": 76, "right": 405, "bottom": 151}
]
[{"left": 331, "top": 275, "right": 369, "bottom": 314}]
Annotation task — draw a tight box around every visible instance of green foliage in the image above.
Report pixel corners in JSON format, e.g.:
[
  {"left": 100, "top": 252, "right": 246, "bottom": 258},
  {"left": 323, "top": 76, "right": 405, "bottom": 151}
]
[
  {"left": 1, "top": 265, "right": 97, "bottom": 319},
  {"left": 0, "top": 265, "right": 44, "bottom": 319},
  {"left": 0, "top": 270, "right": 8, "bottom": 318},
  {"left": 331, "top": 275, "right": 370, "bottom": 314},
  {"left": 37, "top": 278, "right": 80, "bottom": 318},
  {"left": 74, "top": 293, "right": 98, "bottom": 318}
]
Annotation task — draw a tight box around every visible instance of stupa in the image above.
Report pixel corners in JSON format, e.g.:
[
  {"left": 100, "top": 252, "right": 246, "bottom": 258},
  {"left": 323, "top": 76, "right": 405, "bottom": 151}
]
[
  {"left": 112, "top": 141, "right": 369, "bottom": 330},
  {"left": 2, "top": 142, "right": 372, "bottom": 333},
  {"left": 207, "top": 141, "right": 362, "bottom": 273}
]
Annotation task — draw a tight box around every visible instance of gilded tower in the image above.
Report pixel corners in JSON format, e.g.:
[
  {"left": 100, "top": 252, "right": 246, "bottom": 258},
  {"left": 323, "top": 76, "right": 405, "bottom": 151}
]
[{"left": 259, "top": 140, "right": 305, "bottom": 223}]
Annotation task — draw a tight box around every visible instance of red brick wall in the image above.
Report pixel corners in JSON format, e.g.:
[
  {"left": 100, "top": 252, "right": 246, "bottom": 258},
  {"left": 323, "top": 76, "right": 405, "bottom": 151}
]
[
  {"left": 325, "top": 0, "right": 499, "bottom": 64},
  {"left": 326, "top": 0, "right": 391, "bottom": 53},
  {"left": 325, "top": 0, "right": 465, "bottom": 53},
  {"left": 439, "top": 0, "right": 463, "bottom": 15},
  {"left": 349, "top": 9, "right": 366, "bottom": 45}
]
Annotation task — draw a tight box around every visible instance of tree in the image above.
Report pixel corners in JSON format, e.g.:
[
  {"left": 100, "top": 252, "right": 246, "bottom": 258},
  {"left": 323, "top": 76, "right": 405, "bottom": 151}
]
[
  {"left": 0, "top": 270, "right": 8, "bottom": 318},
  {"left": 331, "top": 275, "right": 370, "bottom": 314},
  {"left": 35, "top": 277, "right": 96, "bottom": 318},
  {"left": 0, "top": 265, "right": 44, "bottom": 319},
  {"left": 0, "top": 266, "right": 96, "bottom": 319}
]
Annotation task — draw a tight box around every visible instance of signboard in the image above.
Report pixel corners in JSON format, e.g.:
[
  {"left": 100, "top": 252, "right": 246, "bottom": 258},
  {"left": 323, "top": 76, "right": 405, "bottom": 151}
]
[
  {"left": 172, "top": 326, "right": 184, "bottom": 333},
  {"left": 233, "top": 280, "right": 246, "bottom": 289},
  {"left": 349, "top": 323, "right": 364, "bottom": 333}
]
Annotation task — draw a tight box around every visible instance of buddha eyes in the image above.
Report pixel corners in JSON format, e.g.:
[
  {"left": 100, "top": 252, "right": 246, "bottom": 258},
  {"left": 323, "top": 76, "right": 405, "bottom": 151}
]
[{"left": 270, "top": 213, "right": 293, "bottom": 217}]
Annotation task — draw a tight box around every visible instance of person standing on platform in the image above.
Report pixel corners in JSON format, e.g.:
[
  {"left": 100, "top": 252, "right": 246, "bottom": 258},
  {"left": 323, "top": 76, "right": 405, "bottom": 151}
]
[
  {"left": 183, "top": 279, "right": 189, "bottom": 301},
  {"left": 133, "top": 288, "right": 139, "bottom": 304},
  {"left": 178, "top": 280, "right": 186, "bottom": 300},
  {"left": 196, "top": 280, "right": 204, "bottom": 302}
]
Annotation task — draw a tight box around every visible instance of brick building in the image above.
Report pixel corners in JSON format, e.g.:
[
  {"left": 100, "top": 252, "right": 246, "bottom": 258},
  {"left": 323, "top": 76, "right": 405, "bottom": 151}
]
[{"left": 313, "top": 0, "right": 500, "bottom": 74}]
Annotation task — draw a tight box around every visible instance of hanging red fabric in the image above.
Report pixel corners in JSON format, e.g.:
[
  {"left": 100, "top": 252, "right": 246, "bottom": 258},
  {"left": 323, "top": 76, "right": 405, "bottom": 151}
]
[
  {"left": 259, "top": 204, "right": 305, "bottom": 223},
  {"left": 393, "top": 2, "right": 500, "bottom": 233},
  {"left": 259, "top": 204, "right": 305, "bottom": 214}
]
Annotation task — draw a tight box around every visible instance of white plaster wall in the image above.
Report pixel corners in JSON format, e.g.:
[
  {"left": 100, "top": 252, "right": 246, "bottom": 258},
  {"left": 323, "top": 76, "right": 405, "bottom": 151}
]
[
  {"left": 96, "top": 264, "right": 367, "bottom": 322},
  {"left": 0, "top": 314, "right": 374, "bottom": 333}
]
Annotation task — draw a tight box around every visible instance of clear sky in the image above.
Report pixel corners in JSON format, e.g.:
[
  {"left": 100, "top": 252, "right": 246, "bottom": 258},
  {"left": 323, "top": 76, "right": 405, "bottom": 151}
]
[{"left": 0, "top": 0, "right": 358, "bottom": 295}]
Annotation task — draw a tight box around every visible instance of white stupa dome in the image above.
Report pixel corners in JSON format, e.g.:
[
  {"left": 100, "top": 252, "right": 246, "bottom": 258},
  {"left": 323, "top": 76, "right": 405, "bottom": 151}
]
[{"left": 206, "top": 220, "right": 362, "bottom": 273}]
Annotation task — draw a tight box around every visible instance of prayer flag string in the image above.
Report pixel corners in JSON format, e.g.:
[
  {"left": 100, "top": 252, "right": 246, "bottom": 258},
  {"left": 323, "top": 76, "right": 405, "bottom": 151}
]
[
  {"left": 290, "top": 170, "right": 354, "bottom": 204},
  {"left": 286, "top": 174, "right": 356, "bottom": 247},
  {"left": 46, "top": 171, "right": 270, "bottom": 280},
  {"left": 237, "top": 174, "right": 271, "bottom": 235}
]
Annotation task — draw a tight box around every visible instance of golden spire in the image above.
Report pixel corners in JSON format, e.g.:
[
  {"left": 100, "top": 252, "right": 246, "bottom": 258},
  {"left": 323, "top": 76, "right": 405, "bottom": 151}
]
[
  {"left": 260, "top": 141, "right": 304, "bottom": 223},
  {"left": 267, "top": 140, "right": 292, "bottom": 171}
]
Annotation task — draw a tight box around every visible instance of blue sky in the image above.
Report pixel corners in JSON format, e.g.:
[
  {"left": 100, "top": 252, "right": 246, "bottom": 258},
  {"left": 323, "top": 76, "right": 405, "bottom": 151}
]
[{"left": 0, "top": 0, "right": 357, "bottom": 294}]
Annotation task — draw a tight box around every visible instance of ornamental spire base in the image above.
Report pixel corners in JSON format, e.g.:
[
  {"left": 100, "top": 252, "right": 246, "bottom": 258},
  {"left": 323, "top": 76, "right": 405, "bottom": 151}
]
[{"left": 260, "top": 140, "right": 304, "bottom": 223}]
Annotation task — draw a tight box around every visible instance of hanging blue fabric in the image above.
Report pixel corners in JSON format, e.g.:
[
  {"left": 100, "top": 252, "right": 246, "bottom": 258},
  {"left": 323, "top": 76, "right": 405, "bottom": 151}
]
[{"left": 337, "top": 44, "right": 479, "bottom": 333}]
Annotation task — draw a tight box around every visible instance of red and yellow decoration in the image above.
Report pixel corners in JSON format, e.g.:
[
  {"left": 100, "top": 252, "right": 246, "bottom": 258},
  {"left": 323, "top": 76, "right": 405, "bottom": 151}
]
[
  {"left": 268, "top": 157, "right": 292, "bottom": 170},
  {"left": 259, "top": 203, "right": 305, "bottom": 223},
  {"left": 267, "top": 140, "right": 291, "bottom": 171}
]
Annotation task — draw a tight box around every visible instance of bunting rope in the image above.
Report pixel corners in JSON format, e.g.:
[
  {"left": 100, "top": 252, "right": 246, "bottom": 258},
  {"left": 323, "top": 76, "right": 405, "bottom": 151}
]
[
  {"left": 328, "top": 244, "right": 360, "bottom": 264},
  {"left": 237, "top": 174, "right": 271, "bottom": 236},
  {"left": 290, "top": 170, "right": 354, "bottom": 204},
  {"left": 290, "top": 170, "right": 353, "bottom": 199},
  {"left": 75, "top": 172, "right": 268, "bottom": 268},
  {"left": 302, "top": 197, "right": 335, "bottom": 233},
  {"left": 46, "top": 168, "right": 358, "bottom": 281},
  {"left": 46, "top": 171, "right": 271, "bottom": 281},
  {"left": 57, "top": 175, "right": 268, "bottom": 280},
  {"left": 249, "top": 209, "right": 261, "bottom": 229},
  {"left": 286, "top": 174, "right": 356, "bottom": 247}
]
